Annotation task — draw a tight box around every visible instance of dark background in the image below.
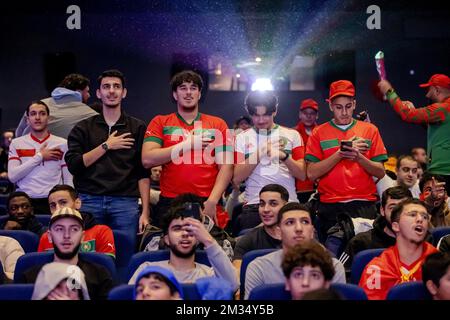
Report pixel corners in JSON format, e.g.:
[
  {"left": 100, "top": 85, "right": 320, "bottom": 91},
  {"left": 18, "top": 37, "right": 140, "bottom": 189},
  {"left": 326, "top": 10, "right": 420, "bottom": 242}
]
[{"left": 1, "top": 0, "right": 449, "bottom": 155}]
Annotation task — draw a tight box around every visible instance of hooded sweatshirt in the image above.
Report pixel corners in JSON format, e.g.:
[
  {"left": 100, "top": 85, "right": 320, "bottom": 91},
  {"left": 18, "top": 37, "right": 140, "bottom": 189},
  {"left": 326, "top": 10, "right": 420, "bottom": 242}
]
[{"left": 31, "top": 262, "right": 90, "bottom": 300}]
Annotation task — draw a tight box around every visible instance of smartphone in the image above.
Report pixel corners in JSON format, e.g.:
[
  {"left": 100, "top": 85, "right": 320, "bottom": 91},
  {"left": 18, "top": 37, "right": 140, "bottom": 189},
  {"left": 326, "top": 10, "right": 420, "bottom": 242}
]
[
  {"left": 340, "top": 140, "right": 353, "bottom": 151},
  {"left": 183, "top": 202, "right": 201, "bottom": 220}
]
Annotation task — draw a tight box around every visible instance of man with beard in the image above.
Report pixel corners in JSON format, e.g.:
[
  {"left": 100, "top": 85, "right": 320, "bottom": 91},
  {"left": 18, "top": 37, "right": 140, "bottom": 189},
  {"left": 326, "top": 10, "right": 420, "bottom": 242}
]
[
  {"left": 376, "top": 155, "right": 421, "bottom": 199},
  {"left": 22, "top": 207, "right": 113, "bottom": 300},
  {"left": 359, "top": 198, "right": 438, "bottom": 300},
  {"left": 244, "top": 202, "right": 345, "bottom": 299},
  {"left": 1, "top": 191, "right": 46, "bottom": 236},
  {"left": 128, "top": 205, "right": 239, "bottom": 292},
  {"left": 232, "top": 184, "right": 288, "bottom": 275},
  {"left": 142, "top": 70, "right": 233, "bottom": 227},
  {"left": 340, "top": 186, "right": 413, "bottom": 270},
  {"left": 65, "top": 70, "right": 150, "bottom": 248},
  {"left": 379, "top": 74, "right": 450, "bottom": 194},
  {"left": 8, "top": 101, "right": 72, "bottom": 214}
]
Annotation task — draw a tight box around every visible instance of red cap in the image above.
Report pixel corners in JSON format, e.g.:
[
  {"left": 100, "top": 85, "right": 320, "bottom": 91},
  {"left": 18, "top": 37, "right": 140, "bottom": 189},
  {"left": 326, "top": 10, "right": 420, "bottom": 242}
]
[
  {"left": 300, "top": 98, "right": 319, "bottom": 111},
  {"left": 328, "top": 80, "right": 355, "bottom": 101},
  {"left": 419, "top": 74, "right": 450, "bottom": 89}
]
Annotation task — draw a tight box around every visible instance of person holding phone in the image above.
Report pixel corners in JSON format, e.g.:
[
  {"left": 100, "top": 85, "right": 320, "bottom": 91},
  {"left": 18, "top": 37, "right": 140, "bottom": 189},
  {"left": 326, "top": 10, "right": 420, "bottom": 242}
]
[{"left": 306, "top": 80, "right": 388, "bottom": 242}]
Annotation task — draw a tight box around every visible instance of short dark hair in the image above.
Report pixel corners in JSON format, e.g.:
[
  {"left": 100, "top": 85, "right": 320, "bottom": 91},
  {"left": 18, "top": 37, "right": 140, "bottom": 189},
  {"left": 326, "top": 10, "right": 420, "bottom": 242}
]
[
  {"left": 170, "top": 70, "right": 203, "bottom": 92},
  {"left": 282, "top": 240, "right": 335, "bottom": 281},
  {"left": 422, "top": 251, "right": 450, "bottom": 288},
  {"left": 396, "top": 155, "right": 418, "bottom": 170},
  {"left": 48, "top": 184, "right": 78, "bottom": 201},
  {"left": 419, "top": 172, "right": 446, "bottom": 193},
  {"left": 234, "top": 116, "right": 252, "bottom": 129},
  {"left": 381, "top": 186, "right": 412, "bottom": 209},
  {"left": 8, "top": 191, "right": 32, "bottom": 208},
  {"left": 171, "top": 193, "right": 205, "bottom": 210},
  {"left": 277, "top": 202, "right": 312, "bottom": 225},
  {"left": 26, "top": 100, "right": 49, "bottom": 116},
  {"left": 259, "top": 184, "right": 289, "bottom": 202},
  {"left": 390, "top": 198, "right": 426, "bottom": 224},
  {"left": 97, "top": 69, "right": 125, "bottom": 87},
  {"left": 245, "top": 91, "right": 278, "bottom": 115},
  {"left": 59, "top": 73, "right": 90, "bottom": 91},
  {"left": 161, "top": 205, "right": 201, "bottom": 235},
  {"left": 140, "top": 273, "right": 180, "bottom": 296}
]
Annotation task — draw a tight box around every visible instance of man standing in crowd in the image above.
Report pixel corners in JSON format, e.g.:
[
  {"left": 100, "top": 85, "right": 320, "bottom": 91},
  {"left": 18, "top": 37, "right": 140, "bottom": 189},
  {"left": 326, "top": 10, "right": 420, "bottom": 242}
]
[
  {"left": 142, "top": 70, "right": 232, "bottom": 226},
  {"left": 378, "top": 74, "right": 450, "bottom": 194},
  {"left": 65, "top": 69, "right": 150, "bottom": 246},
  {"left": 295, "top": 98, "right": 320, "bottom": 203},
  {"left": 306, "top": 80, "right": 387, "bottom": 242},
  {"left": 16, "top": 73, "right": 98, "bottom": 139},
  {"left": 8, "top": 101, "right": 72, "bottom": 214},
  {"left": 233, "top": 91, "right": 305, "bottom": 231}
]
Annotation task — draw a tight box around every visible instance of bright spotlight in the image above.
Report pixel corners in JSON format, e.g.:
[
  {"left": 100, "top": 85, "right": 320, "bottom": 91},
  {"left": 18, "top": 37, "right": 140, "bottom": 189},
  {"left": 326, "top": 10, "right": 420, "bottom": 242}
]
[{"left": 251, "top": 78, "right": 274, "bottom": 91}]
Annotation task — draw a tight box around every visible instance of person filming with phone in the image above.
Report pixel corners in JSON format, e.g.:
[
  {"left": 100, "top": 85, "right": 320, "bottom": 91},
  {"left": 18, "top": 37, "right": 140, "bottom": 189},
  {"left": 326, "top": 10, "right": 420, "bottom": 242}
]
[{"left": 305, "top": 80, "right": 388, "bottom": 242}]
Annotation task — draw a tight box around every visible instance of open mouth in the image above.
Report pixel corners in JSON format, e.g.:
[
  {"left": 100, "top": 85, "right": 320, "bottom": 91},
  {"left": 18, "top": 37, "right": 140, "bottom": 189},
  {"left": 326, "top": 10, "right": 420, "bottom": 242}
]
[
  {"left": 414, "top": 225, "right": 424, "bottom": 235},
  {"left": 179, "top": 240, "right": 192, "bottom": 248}
]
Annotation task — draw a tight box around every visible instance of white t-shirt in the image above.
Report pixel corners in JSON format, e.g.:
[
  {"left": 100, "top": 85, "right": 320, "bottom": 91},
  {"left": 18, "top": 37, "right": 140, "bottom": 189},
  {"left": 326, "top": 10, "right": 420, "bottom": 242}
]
[{"left": 235, "top": 125, "right": 304, "bottom": 205}]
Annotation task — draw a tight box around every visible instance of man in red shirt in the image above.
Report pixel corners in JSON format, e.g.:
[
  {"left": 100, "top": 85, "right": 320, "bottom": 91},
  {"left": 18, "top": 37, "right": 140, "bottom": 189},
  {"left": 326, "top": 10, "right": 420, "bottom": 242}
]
[
  {"left": 306, "top": 80, "right": 387, "bottom": 242},
  {"left": 38, "top": 184, "right": 115, "bottom": 257},
  {"left": 359, "top": 198, "right": 437, "bottom": 299},
  {"left": 295, "top": 98, "right": 319, "bottom": 203},
  {"left": 142, "top": 70, "right": 233, "bottom": 227}
]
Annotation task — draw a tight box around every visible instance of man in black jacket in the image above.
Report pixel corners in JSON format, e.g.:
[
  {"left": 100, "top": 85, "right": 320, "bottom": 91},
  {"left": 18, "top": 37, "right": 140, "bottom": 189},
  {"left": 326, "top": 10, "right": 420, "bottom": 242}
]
[
  {"left": 65, "top": 70, "right": 150, "bottom": 248},
  {"left": 339, "top": 186, "right": 412, "bottom": 270},
  {"left": 1, "top": 191, "right": 46, "bottom": 236}
]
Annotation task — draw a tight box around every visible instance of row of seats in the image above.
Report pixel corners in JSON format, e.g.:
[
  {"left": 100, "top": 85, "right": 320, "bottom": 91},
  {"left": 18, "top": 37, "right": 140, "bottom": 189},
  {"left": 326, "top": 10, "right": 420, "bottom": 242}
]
[{"left": 0, "top": 281, "right": 431, "bottom": 300}]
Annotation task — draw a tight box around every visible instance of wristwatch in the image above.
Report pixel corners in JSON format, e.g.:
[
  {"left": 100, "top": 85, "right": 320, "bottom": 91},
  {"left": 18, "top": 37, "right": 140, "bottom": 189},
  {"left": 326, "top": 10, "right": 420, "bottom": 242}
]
[
  {"left": 280, "top": 152, "right": 290, "bottom": 162},
  {"left": 101, "top": 142, "right": 109, "bottom": 151}
]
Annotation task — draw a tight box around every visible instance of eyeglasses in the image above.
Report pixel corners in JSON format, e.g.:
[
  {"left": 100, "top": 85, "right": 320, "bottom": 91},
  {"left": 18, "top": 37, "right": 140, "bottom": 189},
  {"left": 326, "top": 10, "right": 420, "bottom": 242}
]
[
  {"left": 9, "top": 204, "right": 31, "bottom": 211},
  {"left": 404, "top": 210, "right": 430, "bottom": 220}
]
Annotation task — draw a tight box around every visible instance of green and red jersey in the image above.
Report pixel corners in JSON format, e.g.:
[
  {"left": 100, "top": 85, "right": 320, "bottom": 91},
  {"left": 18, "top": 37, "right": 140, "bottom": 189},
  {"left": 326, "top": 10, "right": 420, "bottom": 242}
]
[
  {"left": 305, "top": 119, "right": 387, "bottom": 203},
  {"left": 144, "top": 112, "right": 232, "bottom": 198},
  {"left": 295, "top": 122, "right": 316, "bottom": 192},
  {"left": 387, "top": 92, "right": 450, "bottom": 175}
]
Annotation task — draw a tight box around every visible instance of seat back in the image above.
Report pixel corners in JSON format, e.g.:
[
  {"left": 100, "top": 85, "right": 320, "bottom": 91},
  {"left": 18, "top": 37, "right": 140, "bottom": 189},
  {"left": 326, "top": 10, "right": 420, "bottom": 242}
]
[
  {"left": 35, "top": 215, "right": 51, "bottom": 227},
  {"left": 432, "top": 226, "right": 450, "bottom": 246},
  {"left": 0, "top": 284, "right": 34, "bottom": 300},
  {"left": 238, "top": 228, "right": 253, "bottom": 237},
  {"left": 0, "top": 230, "right": 39, "bottom": 253},
  {"left": 248, "top": 283, "right": 291, "bottom": 300},
  {"left": 331, "top": 283, "right": 368, "bottom": 300},
  {"left": 127, "top": 250, "right": 210, "bottom": 283},
  {"left": 240, "top": 248, "right": 276, "bottom": 299},
  {"left": 350, "top": 248, "right": 384, "bottom": 284},
  {"left": 14, "top": 251, "right": 117, "bottom": 283},
  {"left": 386, "top": 281, "right": 432, "bottom": 300},
  {"left": 108, "top": 283, "right": 201, "bottom": 300},
  {"left": 113, "top": 229, "right": 135, "bottom": 283}
]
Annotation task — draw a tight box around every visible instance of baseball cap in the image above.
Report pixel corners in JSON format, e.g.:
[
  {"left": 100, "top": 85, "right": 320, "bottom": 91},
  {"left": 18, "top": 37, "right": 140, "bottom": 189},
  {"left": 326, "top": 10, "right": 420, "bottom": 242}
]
[
  {"left": 419, "top": 74, "right": 450, "bottom": 89},
  {"left": 327, "top": 80, "right": 355, "bottom": 101},
  {"left": 133, "top": 265, "right": 184, "bottom": 299},
  {"left": 50, "top": 207, "right": 84, "bottom": 228},
  {"left": 300, "top": 99, "right": 319, "bottom": 111}
]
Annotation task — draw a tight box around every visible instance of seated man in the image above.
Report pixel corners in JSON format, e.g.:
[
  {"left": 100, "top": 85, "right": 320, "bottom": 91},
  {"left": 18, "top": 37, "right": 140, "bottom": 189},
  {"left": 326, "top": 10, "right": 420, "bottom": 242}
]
[
  {"left": 377, "top": 155, "right": 421, "bottom": 199},
  {"left": 0, "top": 235, "right": 25, "bottom": 282},
  {"left": 139, "top": 193, "right": 235, "bottom": 260},
  {"left": 340, "top": 186, "right": 412, "bottom": 270},
  {"left": 244, "top": 202, "right": 345, "bottom": 299},
  {"left": 134, "top": 265, "right": 183, "bottom": 300},
  {"left": 31, "top": 262, "right": 90, "bottom": 300},
  {"left": 1, "top": 191, "right": 46, "bottom": 236},
  {"left": 419, "top": 172, "right": 450, "bottom": 227},
  {"left": 38, "top": 185, "right": 115, "bottom": 257},
  {"left": 422, "top": 251, "right": 450, "bottom": 300},
  {"left": 232, "top": 184, "right": 288, "bottom": 274},
  {"left": 282, "top": 241, "right": 335, "bottom": 300},
  {"left": 129, "top": 205, "right": 239, "bottom": 293},
  {"left": 22, "top": 207, "right": 113, "bottom": 300},
  {"left": 359, "top": 199, "right": 438, "bottom": 300}
]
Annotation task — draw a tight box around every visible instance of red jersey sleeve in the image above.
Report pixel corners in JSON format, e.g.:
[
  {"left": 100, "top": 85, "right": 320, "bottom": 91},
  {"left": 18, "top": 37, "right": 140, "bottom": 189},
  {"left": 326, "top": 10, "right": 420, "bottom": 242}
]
[
  {"left": 93, "top": 225, "right": 116, "bottom": 258},
  {"left": 305, "top": 127, "right": 322, "bottom": 163},
  {"left": 37, "top": 233, "right": 53, "bottom": 252},
  {"left": 144, "top": 116, "right": 164, "bottom": 145},
  {"left": 367, "top": 126, "right": 388, "bottom": 162}
]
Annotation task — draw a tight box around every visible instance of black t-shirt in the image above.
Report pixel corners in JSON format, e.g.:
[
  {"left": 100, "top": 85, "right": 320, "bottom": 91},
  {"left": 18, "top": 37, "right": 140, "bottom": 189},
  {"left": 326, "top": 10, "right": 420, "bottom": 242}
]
[
  {"left": 23, "top": 258, "right": 113, "bottom": 300},
  {"left": 233, "top": 226, "right": 282, "bottom": 260}
]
